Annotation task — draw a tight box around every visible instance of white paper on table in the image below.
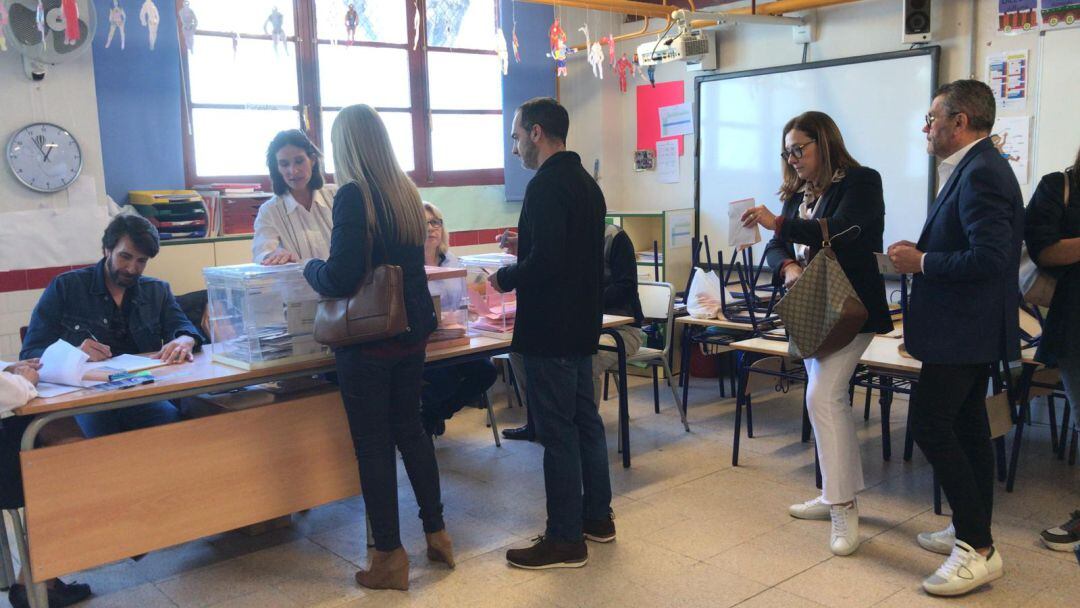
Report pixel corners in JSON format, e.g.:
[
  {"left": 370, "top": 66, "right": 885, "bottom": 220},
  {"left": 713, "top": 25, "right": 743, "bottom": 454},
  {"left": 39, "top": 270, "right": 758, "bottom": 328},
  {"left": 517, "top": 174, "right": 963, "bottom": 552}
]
[
  {"left": 34, "top": 382, "right": 84, "bottom": 399},
  {"left": 85, "top": 354, "right": 167, "bottom": 374},
  {"left": 727, "top": 198, "right": 761, "bottom": 250},
  {"left": 39, "top": 340, "right": 90, "bottom": 387},
  {"left": 656, "top": 139, "right": 680, "bottom": 184},
  {"left": 659, "top": 102, "right": 694, "bottom": 138}
]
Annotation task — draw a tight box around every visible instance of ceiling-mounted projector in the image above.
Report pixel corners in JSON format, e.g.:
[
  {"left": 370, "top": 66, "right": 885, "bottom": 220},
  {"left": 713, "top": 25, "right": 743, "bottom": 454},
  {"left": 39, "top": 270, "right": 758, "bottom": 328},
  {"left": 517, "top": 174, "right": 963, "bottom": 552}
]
[{"left": 637, "top": 30, "right": 712, "bottom": 68}]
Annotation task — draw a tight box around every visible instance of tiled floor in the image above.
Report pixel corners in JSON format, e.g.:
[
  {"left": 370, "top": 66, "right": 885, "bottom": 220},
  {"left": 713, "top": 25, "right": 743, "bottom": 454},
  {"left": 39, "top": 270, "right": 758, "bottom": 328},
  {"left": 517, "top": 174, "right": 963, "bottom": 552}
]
[{"left": 3, "top": 372, "right": 1078, "bottom": 607}]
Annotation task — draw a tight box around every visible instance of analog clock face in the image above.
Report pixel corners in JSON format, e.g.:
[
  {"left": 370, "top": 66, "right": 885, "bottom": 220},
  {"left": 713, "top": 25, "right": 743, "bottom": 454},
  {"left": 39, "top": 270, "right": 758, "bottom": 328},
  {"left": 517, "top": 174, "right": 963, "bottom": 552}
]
[{"left": 6, "top": 123, "right": 84, "bottom": 193}]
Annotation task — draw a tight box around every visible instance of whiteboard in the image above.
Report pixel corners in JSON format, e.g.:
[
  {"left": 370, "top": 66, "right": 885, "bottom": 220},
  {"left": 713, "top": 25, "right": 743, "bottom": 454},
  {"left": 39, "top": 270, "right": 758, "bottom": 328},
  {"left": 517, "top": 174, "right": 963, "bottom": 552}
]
[
  {"left": 1034, "top": 29, "right": 1080, "bottom": 180},
  {"left": 695, "top": 49, "right": 938, "bottom": 258}
]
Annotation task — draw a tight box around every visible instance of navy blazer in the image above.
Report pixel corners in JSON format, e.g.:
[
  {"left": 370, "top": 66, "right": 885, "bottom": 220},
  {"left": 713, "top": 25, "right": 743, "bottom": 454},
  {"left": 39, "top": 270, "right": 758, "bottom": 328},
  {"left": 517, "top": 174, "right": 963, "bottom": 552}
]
[{"left": 904, "top": 137, "right": 1024, "bottom": 365}]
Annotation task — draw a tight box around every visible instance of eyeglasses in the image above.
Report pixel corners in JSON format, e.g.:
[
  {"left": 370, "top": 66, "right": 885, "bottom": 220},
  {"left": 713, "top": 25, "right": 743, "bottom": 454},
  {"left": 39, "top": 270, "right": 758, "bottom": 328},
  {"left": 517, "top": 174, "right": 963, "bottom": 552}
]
[
  {"left": 427, "top": 219, "right": 444, "bottom": 228},
  {"left": 924, "top": 112, "right": 960, "bottom": 128},
  {"left": 781, "top": 140, "right": 816, "bottom": 161}
]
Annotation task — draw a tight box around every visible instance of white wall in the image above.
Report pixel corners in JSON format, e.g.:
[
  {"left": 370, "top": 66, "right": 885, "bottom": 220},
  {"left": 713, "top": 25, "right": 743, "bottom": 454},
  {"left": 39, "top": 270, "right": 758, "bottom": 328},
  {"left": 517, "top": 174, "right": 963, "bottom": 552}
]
[{"left": 560, "top": 0, "right": 1055, "bottom": 213}]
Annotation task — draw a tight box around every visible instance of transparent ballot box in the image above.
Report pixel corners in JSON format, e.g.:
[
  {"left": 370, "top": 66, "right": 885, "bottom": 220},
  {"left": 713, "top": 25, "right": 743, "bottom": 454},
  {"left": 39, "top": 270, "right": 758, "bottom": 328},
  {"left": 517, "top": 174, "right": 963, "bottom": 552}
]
[
  {"left": 426, "top": 265, "right": 470, "bottom": 349},
  {"left": 203, "top": 263, "right": 330, "bottom": 369},
  {"left": 459, "top": 253, "right": 517, "bottom": 336}
]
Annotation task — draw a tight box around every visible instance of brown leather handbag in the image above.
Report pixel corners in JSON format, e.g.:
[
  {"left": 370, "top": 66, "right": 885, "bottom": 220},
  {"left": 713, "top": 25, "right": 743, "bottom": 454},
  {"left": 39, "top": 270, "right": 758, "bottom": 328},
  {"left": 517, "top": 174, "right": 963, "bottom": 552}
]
[{"left": 313, "top": 192, "right": 408, "bottom": 348}]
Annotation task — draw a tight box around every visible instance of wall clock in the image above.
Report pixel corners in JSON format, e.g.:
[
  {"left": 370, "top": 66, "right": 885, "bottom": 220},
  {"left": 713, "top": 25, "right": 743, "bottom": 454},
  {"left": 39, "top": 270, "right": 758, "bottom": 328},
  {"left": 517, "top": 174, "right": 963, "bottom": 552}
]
[{"left": 6, "top": 123, "right": 84, "bottom": 193}]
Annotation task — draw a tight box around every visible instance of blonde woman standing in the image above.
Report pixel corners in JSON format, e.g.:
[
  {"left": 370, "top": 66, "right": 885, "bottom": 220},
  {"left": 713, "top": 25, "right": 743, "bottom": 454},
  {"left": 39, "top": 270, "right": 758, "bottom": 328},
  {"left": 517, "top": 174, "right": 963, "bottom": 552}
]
[{"left": 304, "top": 105, "right": 451, "bottom": 590}]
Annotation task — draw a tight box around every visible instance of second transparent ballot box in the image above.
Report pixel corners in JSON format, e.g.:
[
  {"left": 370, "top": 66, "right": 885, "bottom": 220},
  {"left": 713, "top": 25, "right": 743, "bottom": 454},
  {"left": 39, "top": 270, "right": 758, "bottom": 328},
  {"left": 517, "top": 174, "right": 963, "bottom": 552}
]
[
  {"left": 459, "top": 253, "right": 517, "bottom": 336},
  {"left": 426, "top": 265, "right": 469, "bottom": 347}
]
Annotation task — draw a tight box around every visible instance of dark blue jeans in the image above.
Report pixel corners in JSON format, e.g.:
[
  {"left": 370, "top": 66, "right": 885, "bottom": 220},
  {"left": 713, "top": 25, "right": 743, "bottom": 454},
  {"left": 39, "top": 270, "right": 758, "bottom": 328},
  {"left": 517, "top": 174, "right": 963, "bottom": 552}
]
[
  {"left": 75, "top": 401, "right": 180, "bottom": 438},
  {"left": 335, "top": 346, "right": 445, "bottom": 551},
  {"left": 522, "top": 354, "right": 612, "bottom": 543}
]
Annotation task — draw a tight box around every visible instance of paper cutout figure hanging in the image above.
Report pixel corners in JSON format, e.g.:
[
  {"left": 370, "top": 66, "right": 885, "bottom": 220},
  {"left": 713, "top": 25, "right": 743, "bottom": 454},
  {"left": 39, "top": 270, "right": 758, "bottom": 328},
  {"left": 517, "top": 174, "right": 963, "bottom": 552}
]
[
  {"left": 495, "top": 28, "right": 509, "bottom": 75},
  {"left": 264, "top": 6, "right": 288, "bottom": 55},
  {"left": 140, "top": 0, "right": 160, "bottom": 50},
  {"left": 0, "top": 2, "right": 10, "bottom": 52},
  {"left": 345, "top": 2, "right": 358, "bottom": 44},
  {"left": 547, "top": 38, "right": 578, "bottom": 78},
  {"left": 179, "top": 1, "right": 197, "bottom": 53},
  {"left": 35, "top": 0, "right": 47, "bottom": 49},
  {"left": 105, "top": 0, "right": 126, "bottom": 50},
  {"left": 512, "top": 22, "right": 521, "bottom": 63},
  {"left": 601, "top": 34, "right": 616, "bottom": 67},
  {"left": 61, "top": 0, "right": 80, "bottom": 45},
  {"left": 616, "top": 53, "right": 633, "bottom": 93},
  {"left": 412, "top": 0, "right": 420, "bottom": 49},
  {"left": 548, "top": 18, "right": 565, "bottom": 54},
  {"left": 580, "top": 25, "right": 603, "bottom": 80}
]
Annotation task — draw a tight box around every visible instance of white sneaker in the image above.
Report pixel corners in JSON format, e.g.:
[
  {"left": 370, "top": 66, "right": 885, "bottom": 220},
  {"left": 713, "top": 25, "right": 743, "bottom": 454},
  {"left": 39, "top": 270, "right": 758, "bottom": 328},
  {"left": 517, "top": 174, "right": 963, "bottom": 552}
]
[
  {"left": 917, "top": 523, "right": 956, "bottom": 555},
  {"left": 829, "top": 501, "right": 859, "bottom": 556},
  {"left": 922, "top": 540, "right": 1003, "bottom": 597},
  {"left": 789, "top": 495, "right": 830, "bottom": 520}
]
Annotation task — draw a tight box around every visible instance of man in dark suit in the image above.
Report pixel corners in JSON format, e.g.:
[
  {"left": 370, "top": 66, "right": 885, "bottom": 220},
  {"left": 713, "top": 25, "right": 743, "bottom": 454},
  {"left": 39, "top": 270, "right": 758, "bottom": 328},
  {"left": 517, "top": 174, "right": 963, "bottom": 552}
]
[{"left": 889, "top": 79, "right": 1023, "bottom": 597}]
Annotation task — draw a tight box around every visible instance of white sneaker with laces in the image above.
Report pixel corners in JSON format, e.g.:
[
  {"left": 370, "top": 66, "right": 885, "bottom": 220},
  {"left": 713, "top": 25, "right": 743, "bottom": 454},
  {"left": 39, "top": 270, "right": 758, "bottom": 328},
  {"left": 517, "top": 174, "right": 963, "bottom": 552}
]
[
  {"left": 917, "top": 523, "right": 956, "bottom": 555},
  {"left": 829, "top": 501, "right": 859, "bottom": 556},
  {"left": 922, "top": 540, "right": 1003, "bottom": 597},
  {"left": 789, "top": 495, "right": 830, "bottom": 520}
]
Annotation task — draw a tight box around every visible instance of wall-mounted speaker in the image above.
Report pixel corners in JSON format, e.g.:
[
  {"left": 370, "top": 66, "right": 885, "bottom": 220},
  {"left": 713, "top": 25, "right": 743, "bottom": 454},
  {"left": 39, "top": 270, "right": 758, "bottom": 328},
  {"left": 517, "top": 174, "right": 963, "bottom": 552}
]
[{"left": 902, "top": 0, "right": 932, "bottom": 44}]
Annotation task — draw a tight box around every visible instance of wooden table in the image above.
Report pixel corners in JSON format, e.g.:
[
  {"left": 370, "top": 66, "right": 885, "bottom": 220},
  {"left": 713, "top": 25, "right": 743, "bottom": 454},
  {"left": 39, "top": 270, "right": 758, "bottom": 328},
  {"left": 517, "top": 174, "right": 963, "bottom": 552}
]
[{"left": 8, "top": 317, "right": 633, "bottom": 608}]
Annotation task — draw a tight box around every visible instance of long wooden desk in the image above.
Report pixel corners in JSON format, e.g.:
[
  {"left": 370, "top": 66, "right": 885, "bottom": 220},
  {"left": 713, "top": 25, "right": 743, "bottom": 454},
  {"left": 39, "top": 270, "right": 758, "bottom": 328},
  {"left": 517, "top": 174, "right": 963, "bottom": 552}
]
[{"left": 9, "top": 316, "right": 633, "bottom": 607}]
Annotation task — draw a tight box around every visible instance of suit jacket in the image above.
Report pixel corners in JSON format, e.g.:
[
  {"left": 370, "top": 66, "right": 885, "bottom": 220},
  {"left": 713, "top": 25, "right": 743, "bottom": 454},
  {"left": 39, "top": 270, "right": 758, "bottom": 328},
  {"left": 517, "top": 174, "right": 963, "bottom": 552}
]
[
  {"left": 904, "top": 137, "right": 1024, "bottom": 365},
  {"left": 764, "top": 166, "right": 892, "bottom": 334}
]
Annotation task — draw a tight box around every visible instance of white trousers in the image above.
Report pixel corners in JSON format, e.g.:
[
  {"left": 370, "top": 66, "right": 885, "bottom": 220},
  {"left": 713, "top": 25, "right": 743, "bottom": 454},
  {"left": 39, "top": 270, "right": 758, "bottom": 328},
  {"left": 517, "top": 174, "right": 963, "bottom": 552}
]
[{"left": 802, "top": 333, "right": 873, "bottom": 504}]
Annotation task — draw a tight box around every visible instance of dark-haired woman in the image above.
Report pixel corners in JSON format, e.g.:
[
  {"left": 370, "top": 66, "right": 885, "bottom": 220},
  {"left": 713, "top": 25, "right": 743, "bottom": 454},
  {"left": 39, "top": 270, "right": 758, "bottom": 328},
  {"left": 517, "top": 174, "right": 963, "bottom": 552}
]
[
  {"left": 741, "top": 111, "right": 891, "bottom": 556},
  {"left": 253, "top": 129, "right": 337, "bottom": 265}
]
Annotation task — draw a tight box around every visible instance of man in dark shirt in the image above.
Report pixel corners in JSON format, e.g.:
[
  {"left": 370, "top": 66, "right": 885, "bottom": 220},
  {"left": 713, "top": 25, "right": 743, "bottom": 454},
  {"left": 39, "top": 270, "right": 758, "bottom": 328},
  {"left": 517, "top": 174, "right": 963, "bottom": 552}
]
[
  {"left": 21, "top": 215, "right": 202, "bottom": 437},
  {"left": 490, "top": 97, "right": 612, "bottom": 569}
]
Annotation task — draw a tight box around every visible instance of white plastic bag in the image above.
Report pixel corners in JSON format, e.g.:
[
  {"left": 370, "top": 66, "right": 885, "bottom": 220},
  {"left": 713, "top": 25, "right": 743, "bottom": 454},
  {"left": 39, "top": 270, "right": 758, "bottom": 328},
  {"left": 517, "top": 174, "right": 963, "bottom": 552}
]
[{"left": 686, "top": 268, "right": 725, "bottom": 319}]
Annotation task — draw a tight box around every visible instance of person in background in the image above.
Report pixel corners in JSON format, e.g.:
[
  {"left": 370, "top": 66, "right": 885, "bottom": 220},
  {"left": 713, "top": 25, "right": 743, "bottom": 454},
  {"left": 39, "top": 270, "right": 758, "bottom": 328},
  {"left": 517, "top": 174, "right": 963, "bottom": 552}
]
[
  {"left": 20, "top": 215, "right": 202, "bottom": 438},
  {"left": 888, "top": 79, "right": 1023, "bottom": 597},
  {"left": 1024, "top": 144, "right": 1080, "bottom": 554},
  {"left": 420, "top": 202, "right": 496, "bottom": 436},
  {"left": 1, "top": 358, "right": 92, "bottom": 608},
  {"left": 254, "top": 130, "right": 337, "bottom": 265},
  {"left": 742, "top": 111, "right": 891, "bottom": 557},
  {"left": 304, "top": 104, "right": 451, "bottom": 591},
  {"left": 491, "top": 97, "right": 612, "bottom": 569}
]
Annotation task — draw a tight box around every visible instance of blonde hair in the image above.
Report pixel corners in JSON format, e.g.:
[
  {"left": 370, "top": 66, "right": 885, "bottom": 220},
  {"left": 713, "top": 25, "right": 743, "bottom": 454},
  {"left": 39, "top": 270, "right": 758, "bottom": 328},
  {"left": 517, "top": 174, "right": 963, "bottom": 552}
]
[
  {"left": 778, "top": 111, "right": 861, "bottom": 203},
  {"left": 423, "top": 201, "right": 449, "bottom": 257},
  {"left": 331, "top": 104, "right": 426, "bottom": 247}
]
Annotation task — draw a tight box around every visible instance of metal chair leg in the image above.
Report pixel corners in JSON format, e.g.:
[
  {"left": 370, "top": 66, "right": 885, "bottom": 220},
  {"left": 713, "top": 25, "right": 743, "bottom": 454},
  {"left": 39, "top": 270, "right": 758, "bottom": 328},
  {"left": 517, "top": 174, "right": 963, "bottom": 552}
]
[
  {"left": 0, "top": 511, "right": 14, "bottom": 591},
  {"left": 482, "top": 392, "right": 501, "bottom": 447},
  {"left": 662, "top": 359, "right": 688, "bottom": 432},
  {"left": 9, "top": 509, "right": 47, "bottom": 608},
  {"left": 652, "top": 366, "right": 660, "bottom": 413},
  {"left": 746, "top": 397, "right": 754, "bottom": 438},
  {"left": 1047, "top": 395, "right": 1059, "bottom": 453},
  {"left": 863, "top": 374, "right": 873, "bottom": 420},
  {"left": 1058, "top": 402, "right": 1071, "bottom": 461}
]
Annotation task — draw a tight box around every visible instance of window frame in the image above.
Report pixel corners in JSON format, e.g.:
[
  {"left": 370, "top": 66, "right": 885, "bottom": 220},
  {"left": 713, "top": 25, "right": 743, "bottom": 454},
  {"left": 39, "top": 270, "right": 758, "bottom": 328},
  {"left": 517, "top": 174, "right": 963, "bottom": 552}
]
[{"left": 179, "top": 0, "right": 505, "bottom": 189}]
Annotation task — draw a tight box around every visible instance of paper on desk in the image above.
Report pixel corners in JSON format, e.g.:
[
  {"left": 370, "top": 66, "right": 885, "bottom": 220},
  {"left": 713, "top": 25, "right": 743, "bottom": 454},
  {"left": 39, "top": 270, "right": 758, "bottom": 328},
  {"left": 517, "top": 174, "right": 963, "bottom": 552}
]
[
  {"left": 728, "top": 199, "right": 761, "bottom": 251},
  {"left": 34, "top": 382, "right": 84, "bottom": 399},
  {"left": 39, "top": 340, "right": 90, "bottom": 387},
  {"left": 85, "top": 353, "right": 167, "bottom": 374}
]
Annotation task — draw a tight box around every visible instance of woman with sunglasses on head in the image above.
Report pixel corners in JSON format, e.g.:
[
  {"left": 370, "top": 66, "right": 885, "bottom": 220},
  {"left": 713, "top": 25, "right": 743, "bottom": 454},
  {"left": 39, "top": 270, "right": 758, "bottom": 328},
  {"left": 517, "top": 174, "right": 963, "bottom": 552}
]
[
  {"left": 741, "top": 111, "right": 891, "bottom": 556},
  {"left": 253, "top": 130, "right": 337, "bottom": 265},
  {"left": 419, "top": 202, "right": 497, "bottom": 436}
]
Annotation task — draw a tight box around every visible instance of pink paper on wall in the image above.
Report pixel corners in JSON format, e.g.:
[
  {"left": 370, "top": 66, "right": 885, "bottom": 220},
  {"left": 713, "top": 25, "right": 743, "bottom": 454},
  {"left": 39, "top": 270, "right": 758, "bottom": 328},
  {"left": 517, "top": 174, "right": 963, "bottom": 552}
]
[{"left": 637, "top": 81, "right": 685, "bottom": 156}]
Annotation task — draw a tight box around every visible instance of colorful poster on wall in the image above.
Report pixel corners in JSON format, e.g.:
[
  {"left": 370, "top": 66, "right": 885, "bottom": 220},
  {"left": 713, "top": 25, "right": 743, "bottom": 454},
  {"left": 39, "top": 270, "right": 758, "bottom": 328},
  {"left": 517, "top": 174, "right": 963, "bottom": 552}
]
[
  {"left": 987, "top": 50, "right": 1028, "bottom": 110},
  {"left": 991, "top": 116, "right": 1031, "bottom": 185},
  {"left": 1040, "top": 0, "right": 1080, "bottom": 29},
  {"left": 637, "top": 81, "right": 685, "bottom": 156},
  {"left": 998, "top": 0, "right": 1039, "bottom": 33}
]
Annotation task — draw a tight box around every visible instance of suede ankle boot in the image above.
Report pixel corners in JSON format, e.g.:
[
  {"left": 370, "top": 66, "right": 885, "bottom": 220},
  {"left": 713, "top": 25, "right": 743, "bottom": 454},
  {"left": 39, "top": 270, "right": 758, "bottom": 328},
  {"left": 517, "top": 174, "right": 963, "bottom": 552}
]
[
  {"left": 426, "top": 529, "right": 456, "bottom": 569},
  {"left": 354, "top": 546, "right": 409, "bottom": 591}
]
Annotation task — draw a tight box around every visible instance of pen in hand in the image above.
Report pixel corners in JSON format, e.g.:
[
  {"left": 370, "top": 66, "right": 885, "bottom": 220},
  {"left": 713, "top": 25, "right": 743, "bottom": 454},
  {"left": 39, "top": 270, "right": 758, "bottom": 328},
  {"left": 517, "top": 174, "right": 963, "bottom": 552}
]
[{"left": 64, "top": 323, "right": 112, "bottom": 362}]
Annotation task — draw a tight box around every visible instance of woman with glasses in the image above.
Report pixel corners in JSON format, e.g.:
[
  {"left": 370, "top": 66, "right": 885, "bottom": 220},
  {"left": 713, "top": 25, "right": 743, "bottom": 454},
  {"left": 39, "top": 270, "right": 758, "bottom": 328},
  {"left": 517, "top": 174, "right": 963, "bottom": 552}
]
[
  {"left": 420, "top": 202, "right": 497, "bottom": 436},
  {"left": 254, "top": 130, "right": 337, "bottom": 265},
  {"left": 304, "top": 105, "right": 452, "bottom": 590},
  {"left": 741, "top": 111, "right": 891, "bottom": 556}
]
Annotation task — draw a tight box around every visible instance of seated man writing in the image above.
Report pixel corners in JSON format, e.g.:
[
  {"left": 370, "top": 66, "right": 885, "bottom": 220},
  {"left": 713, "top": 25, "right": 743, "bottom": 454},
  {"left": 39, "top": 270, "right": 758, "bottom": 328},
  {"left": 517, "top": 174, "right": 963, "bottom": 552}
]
[{"left": 20, "top": 214, "right": 203, "bottom": 437}]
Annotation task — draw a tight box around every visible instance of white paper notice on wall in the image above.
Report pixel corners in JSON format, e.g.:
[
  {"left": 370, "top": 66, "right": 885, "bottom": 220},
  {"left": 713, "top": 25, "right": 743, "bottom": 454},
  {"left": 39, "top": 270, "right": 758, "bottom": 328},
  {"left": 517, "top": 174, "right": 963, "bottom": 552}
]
[
  {"left": 67, "top": 176, "right": 98, "bottom": 208},
  {"left": 986, "top": 50, "right": 1028, "bottom": 111},
  {"left": 991, "top": 115, "right": 1031, "bottom": 185},
  {"left": 0, "top": 206, "right": 110, "bottom": 271},
  {"left": 659, "top": 103, "right": 694, "bottom": 138},
  {"left": 656, "top": 139, "right": 680, "bottom": 184},
  {"left": 727, "top": 198, "right": 761, "bottom": 251}
]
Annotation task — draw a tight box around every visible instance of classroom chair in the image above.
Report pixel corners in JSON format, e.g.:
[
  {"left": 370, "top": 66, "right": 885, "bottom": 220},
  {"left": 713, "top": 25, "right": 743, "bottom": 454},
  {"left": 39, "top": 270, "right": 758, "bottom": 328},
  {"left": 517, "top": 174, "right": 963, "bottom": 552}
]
[{"left": 731, "top": 355, "right": 805, "bottom": 467}]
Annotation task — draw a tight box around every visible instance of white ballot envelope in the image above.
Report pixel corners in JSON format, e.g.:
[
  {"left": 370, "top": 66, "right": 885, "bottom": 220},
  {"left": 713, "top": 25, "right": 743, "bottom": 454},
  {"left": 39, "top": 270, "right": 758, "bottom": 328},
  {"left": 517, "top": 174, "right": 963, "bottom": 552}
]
[
  {"left": 874, "top": 252, "right": 899, "bottom": 274},
  {"left": 728, "top": 198, "right": 761, "bottom": 251}
]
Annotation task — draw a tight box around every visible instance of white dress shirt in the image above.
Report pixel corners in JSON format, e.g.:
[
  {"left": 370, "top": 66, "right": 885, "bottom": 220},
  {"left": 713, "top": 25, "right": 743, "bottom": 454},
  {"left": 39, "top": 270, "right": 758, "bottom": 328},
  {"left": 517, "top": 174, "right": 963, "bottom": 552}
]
[
  {"left": 0, "top": 360, "right": 37, "bottom": 413},
  {"left": 921, "top": 137, "right": 986, "bottom": 272},
  {"left": 252, "top": 185, "right": 337, "bottom": 264}
]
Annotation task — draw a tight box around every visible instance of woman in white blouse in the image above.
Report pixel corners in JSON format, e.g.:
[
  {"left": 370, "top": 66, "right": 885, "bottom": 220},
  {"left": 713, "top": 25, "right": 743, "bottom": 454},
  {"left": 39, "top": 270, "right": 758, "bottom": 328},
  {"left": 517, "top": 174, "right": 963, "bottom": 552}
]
[{"left": 253, "top": 130, "right": 337, "bottom": 265}]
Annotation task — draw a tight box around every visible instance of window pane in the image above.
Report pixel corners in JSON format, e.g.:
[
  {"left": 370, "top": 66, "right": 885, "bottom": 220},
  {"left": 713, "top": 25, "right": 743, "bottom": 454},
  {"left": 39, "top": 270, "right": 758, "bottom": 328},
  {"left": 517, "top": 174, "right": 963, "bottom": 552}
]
[
  {"left": 322, "top": 110, "right": 415, "bottom": 174},
  {"left": 316, "top": 0, "right": 407, "bottom": 44},
  {"left": 431, "top": 114, "right": 502, "bottom": 171},
  {"left": 193, "top": 109, "right": 299, "bottom": 176},
  {"left": 188, "top": 0, "right": 294, "bottom": 36},
  {"left": 428, "top": 52, "right": 501, "bottom": 110},
  {"left": 427, "top": 0, "right": 496, "bottom": 50},
  {"left": 189, "top": 37, "right": 298, "bottom": 106},
  {"left": 317, "top": 45, "right": 411, "bottom": 109}
]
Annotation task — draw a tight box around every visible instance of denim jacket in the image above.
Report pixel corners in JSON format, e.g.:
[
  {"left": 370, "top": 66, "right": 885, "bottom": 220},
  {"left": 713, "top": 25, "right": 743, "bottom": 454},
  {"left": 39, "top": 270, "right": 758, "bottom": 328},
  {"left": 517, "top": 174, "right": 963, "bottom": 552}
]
[{"left": 20, "top": 259, "right": 202, "bottom": 359}]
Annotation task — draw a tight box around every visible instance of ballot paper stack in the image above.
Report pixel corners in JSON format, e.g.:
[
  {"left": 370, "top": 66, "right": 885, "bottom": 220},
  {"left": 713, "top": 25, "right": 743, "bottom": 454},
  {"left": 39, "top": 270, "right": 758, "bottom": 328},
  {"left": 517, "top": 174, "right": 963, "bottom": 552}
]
[{"left": 203, "top": 264, "right": 329, "bottom": 370}]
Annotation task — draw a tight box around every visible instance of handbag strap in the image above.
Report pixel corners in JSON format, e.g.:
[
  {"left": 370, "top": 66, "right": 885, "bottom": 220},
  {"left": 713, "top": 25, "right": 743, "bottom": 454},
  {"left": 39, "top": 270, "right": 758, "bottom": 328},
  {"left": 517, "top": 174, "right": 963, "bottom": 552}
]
[
  {"left": 818, "top": 218, "right": 832, "bottom": 249},
  {"left": 1063, "top": 168, "right": 1071, "bottom": 208}
]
